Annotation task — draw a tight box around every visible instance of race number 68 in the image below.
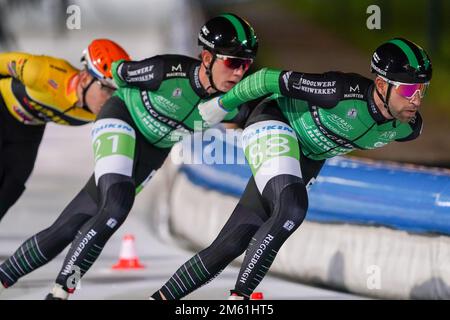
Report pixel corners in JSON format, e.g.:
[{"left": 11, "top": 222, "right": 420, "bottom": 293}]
[{"left": 248, "top": 136, "right": 290, "bottom": 169}]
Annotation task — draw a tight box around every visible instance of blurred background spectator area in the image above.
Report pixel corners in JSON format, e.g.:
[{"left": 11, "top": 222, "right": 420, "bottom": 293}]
[{"left": 0, "top": 0, "right": 448, "bottom": 167}]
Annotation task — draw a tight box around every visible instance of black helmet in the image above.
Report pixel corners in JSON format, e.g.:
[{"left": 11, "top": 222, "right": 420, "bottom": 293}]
[
  {"left": 198, "top": 13, "right": 258, "bottom": 59},
  {"left": 371, "top": 37, "right": 432, "bottom": 83}
]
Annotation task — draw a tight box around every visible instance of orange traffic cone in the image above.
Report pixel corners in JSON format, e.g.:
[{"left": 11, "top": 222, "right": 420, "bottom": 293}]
[
  {"left": 250, "top": 292, "right": 264, "bottom": 300},
  {"left": 112, "top": 234, "right": 145, "bottom": 270}
]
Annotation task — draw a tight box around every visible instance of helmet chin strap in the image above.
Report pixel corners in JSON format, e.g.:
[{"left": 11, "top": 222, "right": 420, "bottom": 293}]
[
  {"left": 203, "top": 53, "right": 224, "bottom": 94},
  {"left": 375, "top": 83, "right": 396, "bottom": 119},
  {"left": 81, "top": 78, "right": 96, "bottom": 112}
]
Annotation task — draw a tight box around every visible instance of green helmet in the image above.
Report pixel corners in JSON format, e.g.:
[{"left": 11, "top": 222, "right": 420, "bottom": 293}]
[
  {"left": 198, "top": 13, "right": 258, "bottom": 59},
  {"left": 371, "top": 37, "right": 432, "bottom": 83}
]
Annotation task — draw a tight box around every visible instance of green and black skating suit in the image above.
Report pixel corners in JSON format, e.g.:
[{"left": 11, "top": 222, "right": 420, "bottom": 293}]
[
  {"left": 151, "top": 69, "right": 425, "bottom": 301},
  {"left": 111, "top": 54, "right": 245, "bottom": 148},
  {"left": 220, "top": 68, "right": 422, "bottom": 162}
]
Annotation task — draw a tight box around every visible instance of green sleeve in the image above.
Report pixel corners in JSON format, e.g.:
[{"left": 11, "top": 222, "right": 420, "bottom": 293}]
[
  {"left": 220, "top": 68, "right": 282, "bottom": 111},
  {"left": 111, "top": 59, "right": 127, "bottom": 88}
]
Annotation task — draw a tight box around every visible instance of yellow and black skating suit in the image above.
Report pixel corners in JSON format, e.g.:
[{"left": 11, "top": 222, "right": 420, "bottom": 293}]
[{"left": 0, "top": 52, "right": 95, "bottom": 126}]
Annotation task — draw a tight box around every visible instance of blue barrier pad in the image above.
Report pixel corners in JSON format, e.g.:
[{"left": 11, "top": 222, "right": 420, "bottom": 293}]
[{"left": 179, "top": 135, "right": 450, "bottom": 235}]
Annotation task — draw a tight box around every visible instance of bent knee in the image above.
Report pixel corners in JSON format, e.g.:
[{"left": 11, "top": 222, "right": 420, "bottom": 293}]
[
  {"left": 270, "top": 179, "right": 309, "bottom": 230},
  {"left": 98, "top": 174, "right": 135, "bottom": 224}
]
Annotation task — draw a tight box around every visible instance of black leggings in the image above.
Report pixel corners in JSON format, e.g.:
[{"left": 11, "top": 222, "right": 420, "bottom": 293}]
[
  {"left": 0, "top": 97, "right": 169, "bottom": 290},
  {"left": 155, "top": 100, "right": 325, "bottom": 299},
  {"left": 0, "top": 96, "right": 45, "bottom": 221}
]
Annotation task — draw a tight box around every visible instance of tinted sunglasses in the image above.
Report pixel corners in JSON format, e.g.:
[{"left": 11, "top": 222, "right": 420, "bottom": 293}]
[
  {"left": 380, "top": 76, "right": 430, "bottom": 100},
  {"left": 216, "top": 54, "right": 253, "bottom": 71}
]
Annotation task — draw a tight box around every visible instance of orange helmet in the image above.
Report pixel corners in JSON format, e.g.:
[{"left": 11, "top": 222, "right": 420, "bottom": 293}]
[{"left": 81, "top": 38, "right": 130, "bottom": 87}]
